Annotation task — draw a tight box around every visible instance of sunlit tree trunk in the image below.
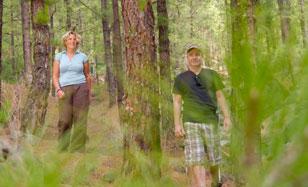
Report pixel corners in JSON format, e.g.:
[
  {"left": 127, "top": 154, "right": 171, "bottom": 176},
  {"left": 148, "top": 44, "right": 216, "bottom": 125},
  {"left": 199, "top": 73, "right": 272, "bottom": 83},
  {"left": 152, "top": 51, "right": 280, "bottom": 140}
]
[
  {"left": 10, "top": 1, "right": 17, "bottom": 78},
  {"left": 77, "top": 2, "right": 83, "bottom": 47},
  {"left": 21, "top": 0, "right": 50, "bottom": 134},
  {"left": 121, "top": 0, "right": 161, "bottom": 178},
  {"left": 189, "top": 0, "right": 194, "bottom": 37},
  {"left": 21, "top": 0, "right": 32, "bottom": 85},
  {"left": 101, "top": 0, "right": 116, "bottom": 107},
  {"left": 0, "top": 0, "right": 3, "bottom": 108},
  {"left": 277, "top": 0, "right": 291, "bottom": 42},
  {"left": 64, "top": 0, "right": 72, "bottom": 30}
]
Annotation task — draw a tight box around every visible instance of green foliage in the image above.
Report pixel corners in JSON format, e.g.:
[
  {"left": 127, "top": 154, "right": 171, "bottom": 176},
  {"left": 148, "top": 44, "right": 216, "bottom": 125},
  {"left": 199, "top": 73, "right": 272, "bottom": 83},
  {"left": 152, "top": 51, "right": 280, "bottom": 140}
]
[
  {"left": 34, "top": 6, "right": 50, "bottom": 24},
  {"left": 137, "top": 0, "right": 147, "bottom": 11},
  {"left": 0, "top": 101, "right": 11, "bottom": 125}
]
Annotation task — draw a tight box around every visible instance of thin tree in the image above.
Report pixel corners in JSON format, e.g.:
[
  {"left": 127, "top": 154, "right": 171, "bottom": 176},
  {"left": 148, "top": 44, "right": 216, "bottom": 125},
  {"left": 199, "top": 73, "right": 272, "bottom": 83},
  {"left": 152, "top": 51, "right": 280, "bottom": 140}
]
[
  {"left": 112, "top": 0, "right": 125, "bottom": 117},
  {"left": 245, "top": 0, "right": 261, "bottom": 167},
  {"left": 0, "top": 0, "right": 3, "bottom": 108},
  {"left": 64, "top": 0, "right": 72, "bottom": 30},
  {"left": 277, "top": 0, "right": 291, "bottom": 42},
  {"left": 157, "top": 0, "right": 173, "bottom": 147},
  {"left": 121, "top": 0, "right": 161, "bottom": 178},
  {"left": 101, "top": 0, "right": 116, "bottom": 107},
  {"left": 21, "top": 0, "right": 50, "bottom": 134},
  {"left": 10, "top": 1, "right": 17, "bottom": 78},
  {"left": 298, "top": 0, "right": 307, "bottom": 47},
  {"left": 50, "top": 4, "right": 56, "bottom": 96},
  {"left": 21, "top": 0, "right": 32, "bottom": 84}
]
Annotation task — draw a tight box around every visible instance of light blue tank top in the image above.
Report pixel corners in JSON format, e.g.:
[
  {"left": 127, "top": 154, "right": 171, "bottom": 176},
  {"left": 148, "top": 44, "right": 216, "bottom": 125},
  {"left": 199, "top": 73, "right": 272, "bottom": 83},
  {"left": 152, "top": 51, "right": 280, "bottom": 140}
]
[{"left": 55, "top": 51, "right": 88, "bottom": 87}]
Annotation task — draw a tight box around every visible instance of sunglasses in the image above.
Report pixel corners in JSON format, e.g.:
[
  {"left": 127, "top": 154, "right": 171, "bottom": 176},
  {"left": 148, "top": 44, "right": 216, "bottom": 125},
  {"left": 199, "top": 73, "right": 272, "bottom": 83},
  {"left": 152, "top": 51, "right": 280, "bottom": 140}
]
[{"left": 194, "top": 76, "right": 202, "bottom": 87}]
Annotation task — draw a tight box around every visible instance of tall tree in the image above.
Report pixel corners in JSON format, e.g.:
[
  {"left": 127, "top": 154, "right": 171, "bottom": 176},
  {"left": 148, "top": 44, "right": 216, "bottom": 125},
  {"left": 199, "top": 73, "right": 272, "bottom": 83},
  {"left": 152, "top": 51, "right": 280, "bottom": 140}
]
[
  {"left": 121, "top": 0, "right": 161, "bottom": 178},
  {"left": 10, "top": 1, "right": 17, "bottom": 78},
  {"left": 21, "top": 0, "right": 32, "bottom": 84},
  {"left": 101, "top": 0, "right": 116, "bottom": 107},
  {"left": 0, "top": 0, "right": 3, "bottom": 108},
  {"left": 64, "top": 0, "right": 72, "bottom": 30},
  {"left": 21, "top": 0, "right": 50, "bottom": 133},
  {"left": 112, "top": 0, "right": 125, "bottom": 117},
  {"left": 50, "top": 4, "right": 56, "bottom": 96},
  {"left": 298, "top": 0, "right": 307, "bottom": 47},
  {"left": 229, "top": 0, "right": 261, "bottom": 181},
  {"left": 157, "top": 0, "right": 172, "bottom": 146},
  {"left": 277, "top": 0, "right": 291, "bottom": 42}
]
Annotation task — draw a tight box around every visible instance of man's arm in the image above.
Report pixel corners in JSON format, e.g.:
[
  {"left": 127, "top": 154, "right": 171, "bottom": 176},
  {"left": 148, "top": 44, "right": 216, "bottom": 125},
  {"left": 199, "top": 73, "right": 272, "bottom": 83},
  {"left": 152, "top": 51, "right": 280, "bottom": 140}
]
[
  {"left": 216, "top": 90, "right": 231, "bottom": 130},
  {"left": 173, "top": 94, "right": 185, "bottom": 137}
]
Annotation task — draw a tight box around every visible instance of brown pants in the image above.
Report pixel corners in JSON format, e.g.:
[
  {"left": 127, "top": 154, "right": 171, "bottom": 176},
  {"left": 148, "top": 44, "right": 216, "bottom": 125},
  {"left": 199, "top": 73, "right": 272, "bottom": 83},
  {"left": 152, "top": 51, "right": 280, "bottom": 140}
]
[{"left": 58, "top": 83, "right": 89, "bottom": 152}]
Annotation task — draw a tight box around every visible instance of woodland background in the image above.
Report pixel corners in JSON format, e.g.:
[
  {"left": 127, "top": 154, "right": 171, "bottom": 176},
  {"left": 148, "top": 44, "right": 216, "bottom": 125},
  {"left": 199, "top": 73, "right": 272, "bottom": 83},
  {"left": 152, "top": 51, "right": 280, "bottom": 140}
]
[{"left": 0, "top": 0, "right": 307, "bottom": 186}]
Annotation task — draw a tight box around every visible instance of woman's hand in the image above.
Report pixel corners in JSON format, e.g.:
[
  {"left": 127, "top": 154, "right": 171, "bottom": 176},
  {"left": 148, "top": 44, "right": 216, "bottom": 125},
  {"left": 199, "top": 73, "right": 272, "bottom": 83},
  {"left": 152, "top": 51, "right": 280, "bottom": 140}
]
[{"left": 57, "top": 89, "right": 65, "bottom": 99}]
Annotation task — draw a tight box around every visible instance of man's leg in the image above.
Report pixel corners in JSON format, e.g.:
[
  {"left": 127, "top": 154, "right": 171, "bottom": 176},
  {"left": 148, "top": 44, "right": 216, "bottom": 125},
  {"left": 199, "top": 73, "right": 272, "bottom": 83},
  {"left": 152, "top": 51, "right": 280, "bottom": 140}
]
[
  {"left": 202, "top": 124, "right": 222, "bottom": 187},
  {"left": 189, "top": 165, "right": 206, "bottom": 187},
  {"left": 184, "top": 122, "right": 208, "bottom": 187}
]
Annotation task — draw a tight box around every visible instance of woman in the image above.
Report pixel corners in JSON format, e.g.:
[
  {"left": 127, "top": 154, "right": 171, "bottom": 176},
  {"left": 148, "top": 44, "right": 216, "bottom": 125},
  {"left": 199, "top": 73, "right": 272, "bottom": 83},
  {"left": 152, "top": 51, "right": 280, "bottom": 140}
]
[{"left": 53, "top": 31, "right": 91, "bottom": 152}]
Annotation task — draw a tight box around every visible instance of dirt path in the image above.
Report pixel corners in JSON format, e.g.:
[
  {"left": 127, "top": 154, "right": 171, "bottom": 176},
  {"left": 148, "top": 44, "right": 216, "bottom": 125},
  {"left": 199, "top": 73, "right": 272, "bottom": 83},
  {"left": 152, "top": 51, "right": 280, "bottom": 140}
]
[{"left": 7, "top": 84, "right": 188, "bottom": 186}]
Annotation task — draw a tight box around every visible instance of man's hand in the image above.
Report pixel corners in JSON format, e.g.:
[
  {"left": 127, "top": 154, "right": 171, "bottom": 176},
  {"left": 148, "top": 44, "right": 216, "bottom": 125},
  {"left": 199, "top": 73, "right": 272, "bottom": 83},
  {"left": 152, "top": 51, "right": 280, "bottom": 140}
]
[
  {"left": 175, "top": 123, "right": 185, "bottom": 138},
  {"left": 223, "top": 116, "right": 232, "bottom": 132}
]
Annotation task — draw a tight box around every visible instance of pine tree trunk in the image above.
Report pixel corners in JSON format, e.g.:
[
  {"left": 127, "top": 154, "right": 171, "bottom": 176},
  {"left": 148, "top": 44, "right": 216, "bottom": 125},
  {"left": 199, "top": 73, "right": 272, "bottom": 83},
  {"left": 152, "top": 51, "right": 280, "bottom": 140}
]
[
  {"left": 101, "top": 0, "right": 116, "bottom": 107},
  {"left": 157, "top": 0, "right": 173, "bottom": 148},
  {"left": 277, "top": 0, "right": 291, "bottom": 42},
  {"left": 21, "top": 0, "right": 50, "bottom": 134},
  {"left": 50, "top": 5, "right": 56, "bottom": 97},
  {"left": 121, "top": 0, "right": 161, "bottom": 178},
  {"left": 298, "top": 0, "right": 307, "bottom": 47},
  {"left": 112, "top": 0, "right": 125, "bottom": 120},
  {"left": 21, "top": 0, "right": 32, "bottom": 85},
  {"left": 0, "top": 0, "right": 3, "bottom": 108}
]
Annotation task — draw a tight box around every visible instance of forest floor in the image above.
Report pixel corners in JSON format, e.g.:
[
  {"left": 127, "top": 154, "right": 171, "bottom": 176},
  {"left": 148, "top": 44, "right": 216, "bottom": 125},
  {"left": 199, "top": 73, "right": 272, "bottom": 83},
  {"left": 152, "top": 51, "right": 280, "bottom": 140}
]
[{"left": 18, "top": 83, "right": 189, "bottom": 186}]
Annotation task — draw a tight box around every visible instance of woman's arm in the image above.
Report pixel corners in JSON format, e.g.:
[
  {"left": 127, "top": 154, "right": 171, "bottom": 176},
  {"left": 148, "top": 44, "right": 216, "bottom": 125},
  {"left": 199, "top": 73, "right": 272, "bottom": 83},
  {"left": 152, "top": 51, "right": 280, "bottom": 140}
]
[
  {"left": 53, "top": 61, "right": 64, "bottom": 98},
  {"left": 83, "top": 62, "right": 92, "bottom": 96}
]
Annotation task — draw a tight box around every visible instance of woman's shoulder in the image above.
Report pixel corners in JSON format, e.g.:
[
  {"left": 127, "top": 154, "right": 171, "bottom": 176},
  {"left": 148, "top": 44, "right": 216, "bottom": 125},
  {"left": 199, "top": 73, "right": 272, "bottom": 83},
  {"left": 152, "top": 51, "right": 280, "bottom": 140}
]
[{"left": 55, "top": 51, "right": 66, "bottom": 61}]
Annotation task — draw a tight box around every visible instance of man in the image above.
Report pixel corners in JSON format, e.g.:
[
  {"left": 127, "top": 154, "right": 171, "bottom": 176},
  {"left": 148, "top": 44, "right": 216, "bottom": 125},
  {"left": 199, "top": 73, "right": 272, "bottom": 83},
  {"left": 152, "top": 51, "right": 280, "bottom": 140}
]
[{"left": 173, "top": 45, "right": 231, "bottom": 187}]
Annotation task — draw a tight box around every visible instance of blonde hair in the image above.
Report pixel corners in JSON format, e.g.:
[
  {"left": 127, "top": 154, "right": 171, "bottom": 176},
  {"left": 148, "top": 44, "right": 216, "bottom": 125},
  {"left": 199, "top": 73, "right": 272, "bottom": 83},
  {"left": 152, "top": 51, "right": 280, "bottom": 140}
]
[{"left": 62, "top": 31, "right": 81, "bottom": 49}]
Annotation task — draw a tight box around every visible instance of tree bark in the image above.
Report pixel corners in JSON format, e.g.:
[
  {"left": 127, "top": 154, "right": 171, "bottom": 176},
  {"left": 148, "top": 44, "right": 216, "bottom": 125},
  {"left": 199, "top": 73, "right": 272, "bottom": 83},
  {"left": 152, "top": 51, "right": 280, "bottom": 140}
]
[
  {"left": 101, "top": 0, "right": 116, "bottom": 107},
  {"left": 277, "top": 0, "right": 291, "bottom": 42},
  {"left": 50, "top": 4, "right": 56, "bottom": 96},
  {"left": 21, "top": 0, "right": 50, "bottom": 134},
  {"left": 64, "top": 0, "right": 72, "bottom": 30},
  {"left": 0, "top": 0, "right": 3, "bottom": 108},
  {"left": 21, "top": 0, "right": 32, "bottom": 85},
  {"left": 121, "top": 0, "right": 161, "bottom": 178},
  {"left": 298, "top": 0, "right": 307, "bottom": 47},
  {"left": 157, "top": 0, "right": 173, "bottom": 148}
]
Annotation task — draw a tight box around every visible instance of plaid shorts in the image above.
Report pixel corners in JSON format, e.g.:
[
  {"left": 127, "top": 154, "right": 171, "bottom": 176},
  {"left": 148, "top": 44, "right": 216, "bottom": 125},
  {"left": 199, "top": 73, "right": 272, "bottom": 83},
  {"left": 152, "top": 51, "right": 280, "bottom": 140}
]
[{"left": 184, "top": 122, "right": 221, "bottom": 166}]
